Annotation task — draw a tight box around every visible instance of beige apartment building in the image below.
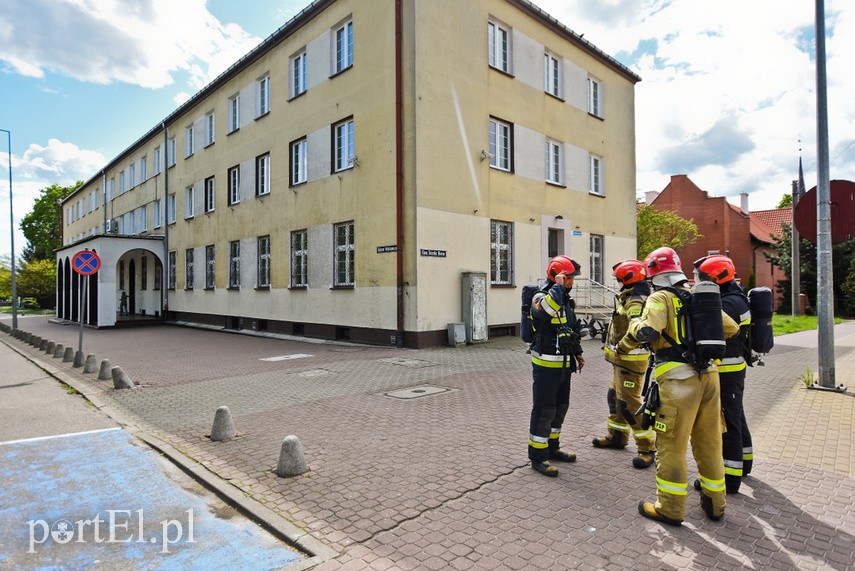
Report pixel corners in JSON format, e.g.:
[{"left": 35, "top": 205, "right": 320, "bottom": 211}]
[{"left": 57, "top": 0, "right": 640, "bottom": 348}]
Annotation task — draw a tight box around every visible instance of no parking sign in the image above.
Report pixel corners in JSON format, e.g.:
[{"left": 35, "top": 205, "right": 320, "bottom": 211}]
[{"left": 72, "top": 251, "right": 101, "bottom": 276}]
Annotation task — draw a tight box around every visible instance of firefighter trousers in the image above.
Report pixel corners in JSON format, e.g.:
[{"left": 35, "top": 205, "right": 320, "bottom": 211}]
[
  {"left": 528, "top": 363, "right": 572, "bottom": 463},
  {"left": 604, "top": 362, "right": 655, "bottom": 453},
  {"left": 720, "top": 371, "right": 753, "bottom": 492},
  {"left": 652, "top": 368, "right": 726, "bottom": 521}
]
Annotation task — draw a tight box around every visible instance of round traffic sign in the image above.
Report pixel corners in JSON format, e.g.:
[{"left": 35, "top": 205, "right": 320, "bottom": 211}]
[{"left": 72, "top": 250, "right": 101, "bottom": 275}]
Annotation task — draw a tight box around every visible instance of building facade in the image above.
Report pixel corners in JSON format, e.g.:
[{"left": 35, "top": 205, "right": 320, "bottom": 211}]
[{"left": 57, "top": 0, "right": 641, "bottom": 347}]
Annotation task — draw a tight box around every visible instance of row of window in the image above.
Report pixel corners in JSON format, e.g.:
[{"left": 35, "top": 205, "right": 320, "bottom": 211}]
[
  {"left": 488, "top": 116, "right": 604, "bottom": 194},
  {"left": 165, "top": 221, "right": 355, "bottom": 291},
  {"left": 488, "top": 18, "right": 604, "bottom": 117},
  {"left": 490, "top": 220, "right": 605, "bottom": 285}
]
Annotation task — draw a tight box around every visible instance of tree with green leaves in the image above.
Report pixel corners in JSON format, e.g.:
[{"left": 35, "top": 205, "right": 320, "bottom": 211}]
[
  {"left": 16, "top": 259, "right": 57, "bottom": 309},
  {"left": 765, "top": 222, "right": 855, "bottom": 316},
  {"left": 0, "top": 255, "right": 11, "bottom": 301},
  {"left": 19, "top": 182, "right": 82, "bottom": 263},
  {"left": 777, "top": 193, "right": 793, "bottom": 209},
  {"left": 635, "top": 205, "right": 702, "bottom": 260}
]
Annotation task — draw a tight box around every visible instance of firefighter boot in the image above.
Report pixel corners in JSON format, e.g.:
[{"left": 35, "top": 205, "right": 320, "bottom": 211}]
[
  {"left": 532, "top": 461, "right": 559, "bottom": 477},
  {"left": 592, "top": 433, "right": 627, "bottom": 449},
  {"left": 700, "top": 492, "right": 723, "bottom": 521},
  {"left": 549, "top": 449, "right": 577, "bottom": 462},
  {"left": 632, "top": 451, "right": 655, "bottom": 469},
  {"left": 637, "top": 500, "right": 682, "bottom": 527}
]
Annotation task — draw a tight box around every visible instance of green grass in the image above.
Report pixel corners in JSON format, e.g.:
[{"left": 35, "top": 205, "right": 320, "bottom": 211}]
[{"left": 772, "top": 314, "right": 846, "bottom": 335}]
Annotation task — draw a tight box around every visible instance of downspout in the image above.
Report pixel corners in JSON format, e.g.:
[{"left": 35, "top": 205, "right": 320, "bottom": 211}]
[
  {"left": 162, "top": 122, "right": 169, "bottom": 317},
  {"left": 394, "top": 0, "right": 405, "bottom": 347}
]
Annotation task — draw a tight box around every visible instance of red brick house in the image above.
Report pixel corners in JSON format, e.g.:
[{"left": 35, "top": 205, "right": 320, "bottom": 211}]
[{"left": 645, "top": 174, "right": 789, "bottom": 309}]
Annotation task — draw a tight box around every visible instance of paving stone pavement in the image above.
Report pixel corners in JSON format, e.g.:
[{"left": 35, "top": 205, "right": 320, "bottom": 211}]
[{"left": 3, "top": 315, "right": 855, "bottom": 570}]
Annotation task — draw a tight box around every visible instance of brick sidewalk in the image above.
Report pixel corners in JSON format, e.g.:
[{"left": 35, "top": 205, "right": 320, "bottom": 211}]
[{"left": 3, "top": 315, "right": 854, "bottom": 570}]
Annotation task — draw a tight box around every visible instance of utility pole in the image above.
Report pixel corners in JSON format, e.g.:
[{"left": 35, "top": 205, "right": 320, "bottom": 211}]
[{"left": 813, "top": 0, "right": 840, "bottom": 390}]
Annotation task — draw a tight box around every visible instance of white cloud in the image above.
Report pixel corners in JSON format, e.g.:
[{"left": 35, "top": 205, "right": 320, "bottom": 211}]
[
  {"left": 0, "top": 0, "right": 261, "bottom": 89},
  {"left": 0, "top": 140, "right": 106, "bottom": 259},
  {"left": 535, "top": 0, "right": 855, "bottom": 210}
]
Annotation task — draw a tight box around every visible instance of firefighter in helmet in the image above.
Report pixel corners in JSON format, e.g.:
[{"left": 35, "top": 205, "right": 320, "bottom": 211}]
[
  {"left": 593, "top": 260, "right": 656, "bottom": 469},
  {"left": 528, "top": 255, "right": 586, "bottom": 477},
  {"left": 694, "top": 254, "right": 754, "bottom": 494},
  {"left": 617, "top": 247, "right": 738, "bottom": 525}
]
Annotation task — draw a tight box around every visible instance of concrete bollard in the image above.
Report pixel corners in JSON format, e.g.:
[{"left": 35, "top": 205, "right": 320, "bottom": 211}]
[
  {"left": 39, "top": 338, "right": 48, "bottom": 352},
  {"left": 98, "top": 360, "right": 112, "bottom": 380},
  {"left": 210, "top": 406, "right": 237, "bottom": 441},
  {"left": 111, "top": 366, "right": 134, "bottom": 389},
  {"left": 73, "top": 350, "right": 85, "bottom": 368},
  {"left": 31, "top": 335, "right": 42, "bottom": 347},
  {"left": 275, "top": 435, "right": 308, "bottom": 477},
  {"left": 62, "top": 346, "right": 75, "bottom": 363},
  {"left": 53, "top": 344, "right": 65, "bottom": 358},
  {"left": 46, "top": 340, "right": 56, "bottom": 355},
  {"left": 83, "top": 354, "right": 97, "bottom": 373}
]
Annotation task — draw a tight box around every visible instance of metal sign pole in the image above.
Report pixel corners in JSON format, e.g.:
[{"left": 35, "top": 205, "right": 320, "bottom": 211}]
[{"left": 79, "top": 276, "right": 86, "bottom": 354}]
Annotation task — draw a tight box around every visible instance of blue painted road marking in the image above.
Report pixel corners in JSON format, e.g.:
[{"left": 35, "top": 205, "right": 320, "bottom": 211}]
[{"left": 0, "top": 428, "right": 303, "bottom": 570}]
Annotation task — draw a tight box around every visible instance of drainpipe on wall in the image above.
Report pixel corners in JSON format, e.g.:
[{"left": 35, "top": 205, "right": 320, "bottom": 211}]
[
  {"left": 162, "top": 122, "right": 169, "bottom": 316},
  {"left": 394, "top": 0, "right": 405, "bottom": 348}
]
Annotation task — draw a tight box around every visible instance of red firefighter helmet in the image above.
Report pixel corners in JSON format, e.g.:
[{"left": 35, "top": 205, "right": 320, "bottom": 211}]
[
  {"left": 612, "top": 259, "right": 646, "bottom": 286},
  {"left": 546, "top": 255, "right": 582, "bottom": 281},
  {"left": 644, "top": 247, "right": 682, "bottom": 277},
  {"left": 694, "top": 255, "right": 735, "bottom": 284}
]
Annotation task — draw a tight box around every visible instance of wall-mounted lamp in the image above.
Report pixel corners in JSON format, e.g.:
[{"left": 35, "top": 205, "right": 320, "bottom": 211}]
[
  {"left": 347, "top": 155, "right": 360, "bottom": 167},
  {"left": 554, "top": 215, "right": 563, "bottom": 220},
  {"left": 529, "top": 218, "right": 535, "bottom": 223},
  {"left": 480, "top": 149, "right": 494, "bottom": 161}
]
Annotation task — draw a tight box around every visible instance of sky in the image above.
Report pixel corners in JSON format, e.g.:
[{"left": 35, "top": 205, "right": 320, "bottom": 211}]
[{"left": 1, "top": 0, "right": 853, "bottom": 261}]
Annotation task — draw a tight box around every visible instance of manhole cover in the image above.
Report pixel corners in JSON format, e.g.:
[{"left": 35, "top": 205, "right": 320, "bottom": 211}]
[
  {"left": 383, "top": 385, "right": 457, "bottom": 399},
  {"left": 260, "top": 353, "right": 313, "bottom": 362},
  {"left": 298, "top": 369, "right": 332, "bottom": 378},
  {"left": 378, "top": 357, "right": 435, "bottom": 368}
]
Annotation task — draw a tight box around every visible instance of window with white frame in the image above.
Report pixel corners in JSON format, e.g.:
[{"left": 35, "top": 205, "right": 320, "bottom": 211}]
[
  {"left": 488, "top": 117, "right": 512, "bottom": 171},
  {"left": 291, "top": 50, "right": 307, "bottom": 97},
  {"left": 167, "top": 193, "right": 176, "bottom": 224},
  {"left": 257, "top": 75, "right": 270, "bottom": 116},
  {"left": 167, "top": 137, "right": 176, "bottom": 167},
  {"left": 333, "top": 117, "right": 355, "bottom": 172},
  {"left": 256, "top": 153, "right": 270, "bottom": 196},
  {"left": 204, "top": 176, "right": 215, "bottom": 213},
  {"left": 291, "top": 137, "right": 307, "bottom": 185},
  {"left": 185, "top": 125, "right": 195, "bottom": 157},
  {"left": 333, "top": 20, "right": 353, "bottom": 74},
  {"left": 490, "top": 220, "right": 514, "bottom": 285},
  {"left": 205, "top": 245, "right": 215, "bottom": 289},
  {"left": 228, "top": 165, "right": 240, "bottom": 205},
  {"left": 333, "top": 221, "right": 354, "bottom": 287},
  {"left": 154, "top": 258, "right": 162, "bottom": 290},
  {"left": 589, "top": 155, "right": 604, "bottom": 196},
  {"left": 488, "top": 20, "right": 510, "bottom": 73},
  {"left": 545, "top": 139, "right": 563, "bottom": 185},
  {"left": 291, "top": 230, "right": 307, "bottom": 288},
  {"left": 119, "top": 170, "right": 126, "bottom": 194},
  {"left": 590, "top": 234, "right": 604, "bottom": 283},
  {"left": 205, "top": 112, "right": 214, "bottom": 146},
  {"left": 185, "top": 249, "right": 194, "bottom": 289},
  {"left": 153, "top": 198, "right": 162, "bottom": 228},
  {"left": 185, "top": 186, "right": 195, "bottom": 219},
  {"left": 167, "top": 251, "right": 176, "bottom": 290},
  {"left": 228, "top": 95, "right": 240, "bottom": 133},
  {"left": 544, "top": 52, "right": 561, "bottom": 98},
  {"left": 140, "top": 157, "right": 147, "bottom": 182},
  {"left": 153, "top": 146, "right": 161, "bottom": 174},
  {"left": 129, "top": 164, "right": 136, "bottom": 188},
  {"left": 588, "top": 77, "right": 603, "bottom": 118},
  {"left": 88, "top": 191, "right": 94, "bottom": 213},
  {"left": 257, "top": 235, "right": 271, "bottom": 288},
  {"left": 228, "top": 241, "right": 240, "bottom": 289},
  {"left": 108, "top": 178, "right": 115, "bottom": 201},
  {"left": 135, "top": 205, "right": 146, "bottom": 232}
]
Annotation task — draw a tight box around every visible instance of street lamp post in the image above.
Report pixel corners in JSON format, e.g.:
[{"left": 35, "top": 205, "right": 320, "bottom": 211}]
[{"left": 1, "top": 128, "right": 16, "bottom": 331}]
